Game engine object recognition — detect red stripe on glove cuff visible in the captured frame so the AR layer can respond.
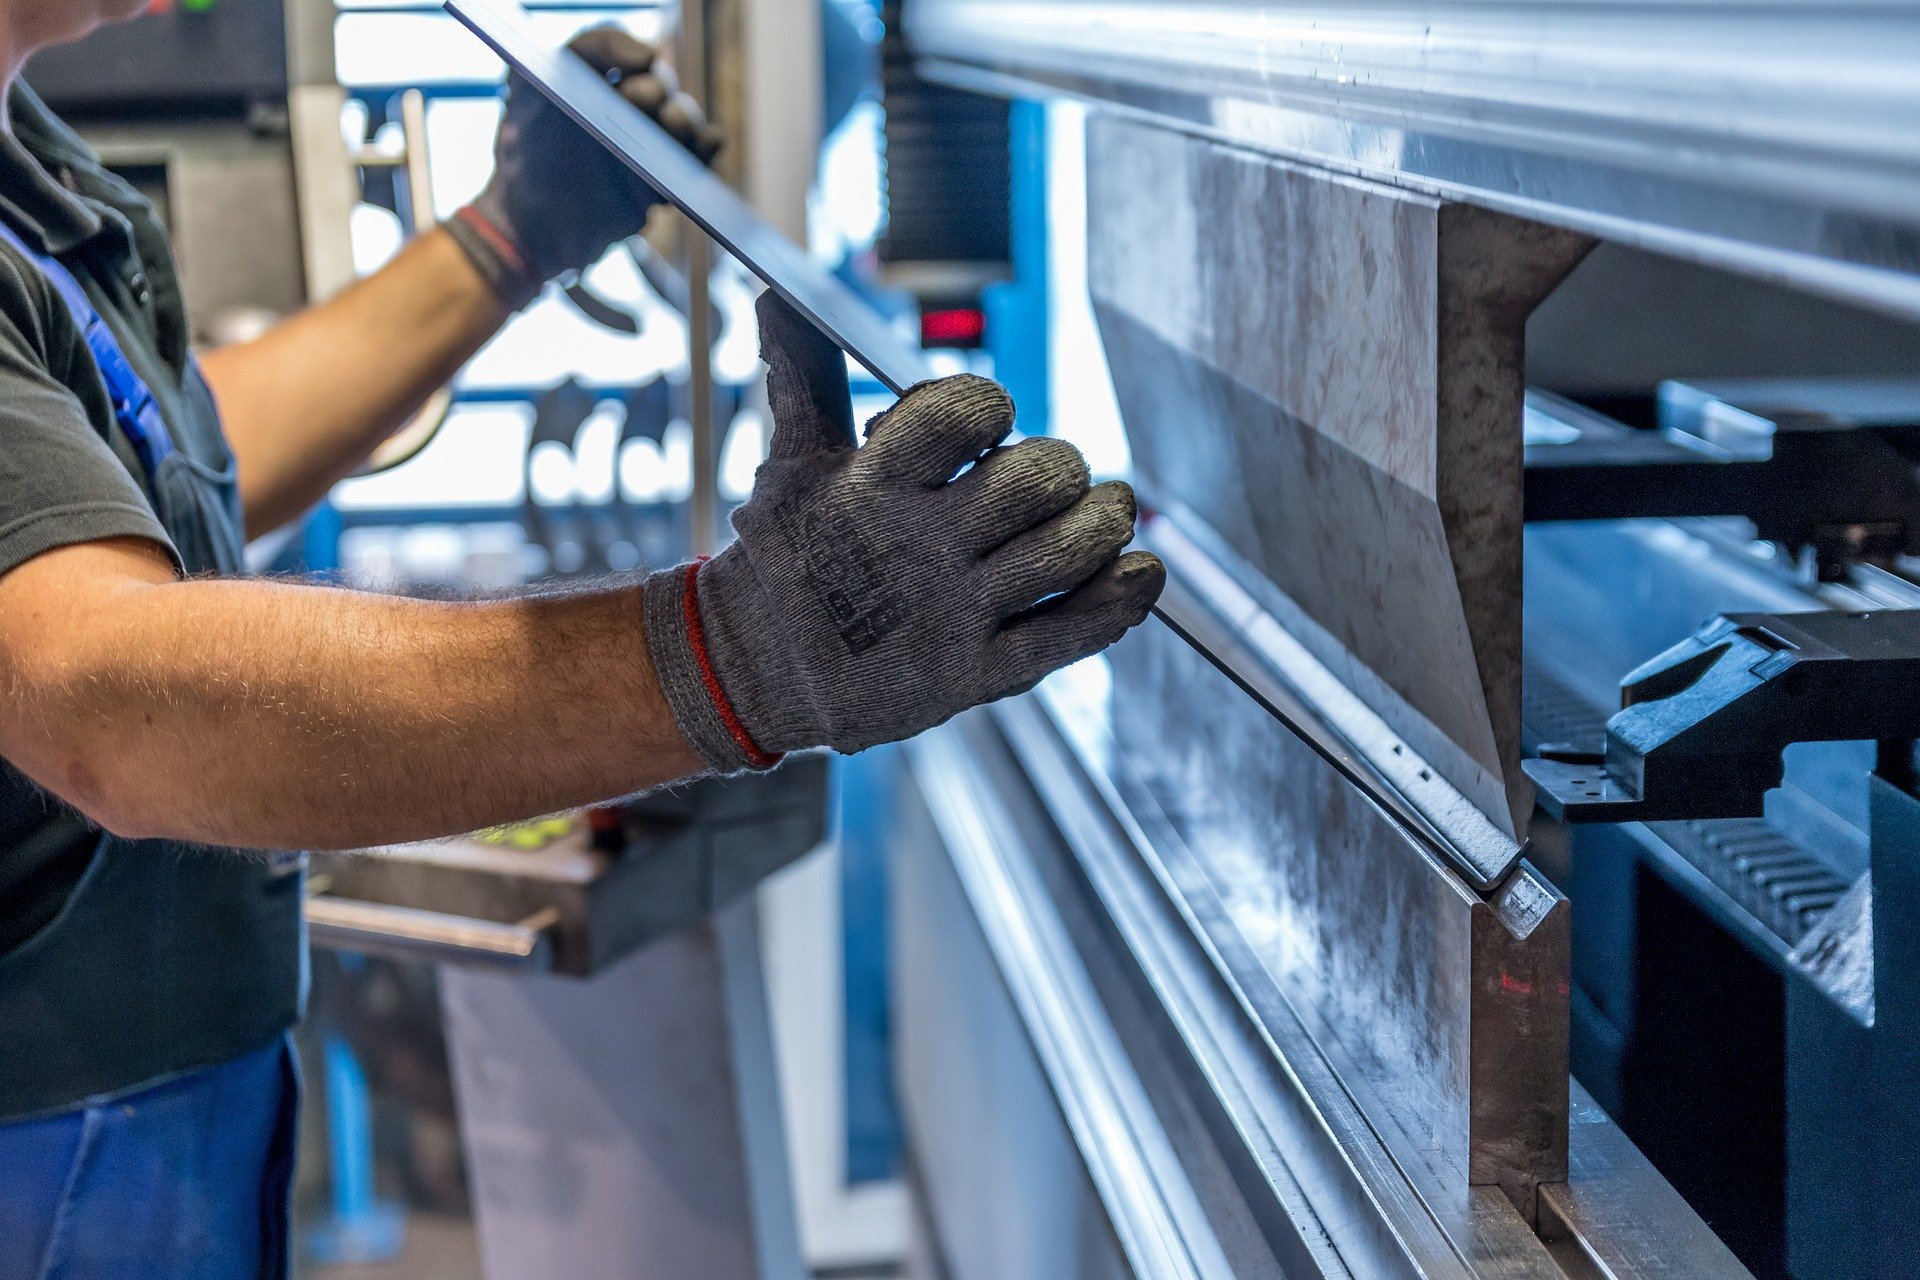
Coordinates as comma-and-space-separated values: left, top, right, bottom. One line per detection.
453, 205, 531, 279
681, 559, 783, 769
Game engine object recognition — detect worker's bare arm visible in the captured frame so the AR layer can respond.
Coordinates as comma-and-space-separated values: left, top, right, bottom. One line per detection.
0, 537, 702, 850
199, 226, 508, 541
201, 26, 718, 543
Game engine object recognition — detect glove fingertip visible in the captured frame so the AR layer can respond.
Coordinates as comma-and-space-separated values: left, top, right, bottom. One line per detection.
859, 373, 1019, 484
1053, 549, 1164, 626
756, 288, 825, 355
570, 24, 657, 74
1112, 549, 1168, 607
619, 74, 671, 114
1091, 478, 1140, 521
917, 372, 1014, 421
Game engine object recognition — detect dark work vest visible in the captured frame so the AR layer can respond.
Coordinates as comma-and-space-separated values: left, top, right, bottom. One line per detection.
0, 215, 305, 1122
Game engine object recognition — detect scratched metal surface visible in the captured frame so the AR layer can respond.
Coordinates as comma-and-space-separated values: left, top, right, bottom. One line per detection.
1085, 115, 1588, 840
1037, 634, 1569, 1220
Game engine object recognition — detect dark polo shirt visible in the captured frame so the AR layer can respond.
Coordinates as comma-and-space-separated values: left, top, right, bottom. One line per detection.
0, 82, 302, 1119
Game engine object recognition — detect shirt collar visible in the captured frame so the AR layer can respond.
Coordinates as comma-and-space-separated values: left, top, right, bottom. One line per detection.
0, 82, 112, 256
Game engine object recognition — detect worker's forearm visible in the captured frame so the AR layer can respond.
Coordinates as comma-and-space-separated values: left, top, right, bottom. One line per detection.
200, 228, 509, 539
9, 565, 701, 850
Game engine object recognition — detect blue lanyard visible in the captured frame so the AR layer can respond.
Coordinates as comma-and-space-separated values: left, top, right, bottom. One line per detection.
0, 217, 173, 479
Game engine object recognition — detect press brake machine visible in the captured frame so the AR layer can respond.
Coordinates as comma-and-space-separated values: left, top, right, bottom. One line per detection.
448, 2, 1920, 1276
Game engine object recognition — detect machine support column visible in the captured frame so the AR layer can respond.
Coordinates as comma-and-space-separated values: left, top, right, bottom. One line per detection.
440, 897, 805, 1280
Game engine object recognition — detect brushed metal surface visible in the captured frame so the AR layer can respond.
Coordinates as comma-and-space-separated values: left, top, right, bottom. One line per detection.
1538, 1086, 1755, 1280
1088, 115, 1588, 836
904, 0, 1920, 321
986, 691, 1507, 1278
1144, 511, 1522, 891
1032, 636, 1570, 1219
948, 683, 1730, 1276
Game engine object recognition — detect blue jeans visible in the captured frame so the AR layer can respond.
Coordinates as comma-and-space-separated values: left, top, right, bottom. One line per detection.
0, 1037, 297, 1280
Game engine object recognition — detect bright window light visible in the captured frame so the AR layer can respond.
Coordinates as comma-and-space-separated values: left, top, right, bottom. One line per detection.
527, 441, 576, 506
334, 404, 533, 509
457, 249, 691, 391
657, 419, 694, 503
719, 409, 767, 501
349, 202, 405, 276
334, 10, 662, 87
1043, 102, 1130, 479
809, 98, 885, 261
571, 403, 625, 503
619, 438, 667, 504
709, 258, 764, 385
424, 98, 501, 218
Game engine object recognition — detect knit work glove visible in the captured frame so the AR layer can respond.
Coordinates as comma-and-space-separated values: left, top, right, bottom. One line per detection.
643, 293, 1166, 772
446, 25, 723, 309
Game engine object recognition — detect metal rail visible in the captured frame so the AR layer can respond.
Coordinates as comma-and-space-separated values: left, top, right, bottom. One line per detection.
904, 0, 1920, 324
443, 0, 1519, 890
909, 725, 1239, 1280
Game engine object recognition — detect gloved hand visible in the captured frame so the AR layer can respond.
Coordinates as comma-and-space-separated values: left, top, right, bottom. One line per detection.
643, 293, 1166, 772
447, 25, 723, 309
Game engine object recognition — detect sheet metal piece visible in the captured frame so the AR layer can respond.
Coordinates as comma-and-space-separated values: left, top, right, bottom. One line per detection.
444, 0, 1525, 884
446, 0, 932, 396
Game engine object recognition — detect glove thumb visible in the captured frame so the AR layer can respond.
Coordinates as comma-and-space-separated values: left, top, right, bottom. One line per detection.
758, 290, 855, 459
